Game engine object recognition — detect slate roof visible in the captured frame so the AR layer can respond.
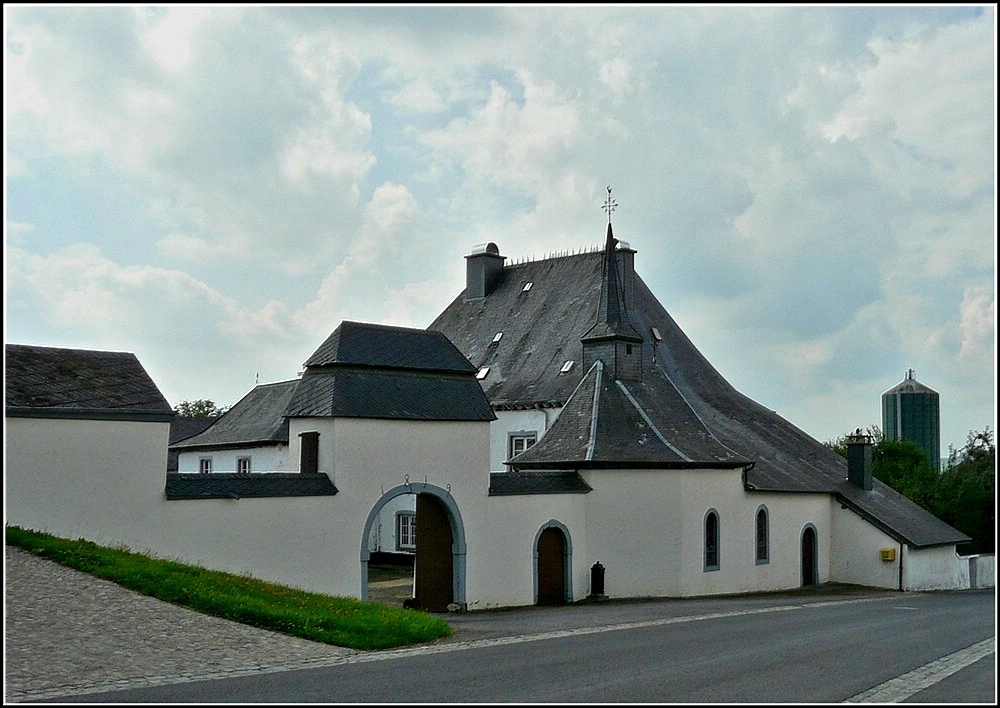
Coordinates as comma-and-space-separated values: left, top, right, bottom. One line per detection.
510, 359, 750, 469
165, 473, 337, 500
167, 416, 219, 471
170, 380, 295, 451
286, 321, 495, 421
429, 238, 969, 548
5, 344, 173, 421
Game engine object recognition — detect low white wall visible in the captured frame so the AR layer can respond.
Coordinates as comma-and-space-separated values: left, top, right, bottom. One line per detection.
904, 545, 969, 591
962, 553, 995, 589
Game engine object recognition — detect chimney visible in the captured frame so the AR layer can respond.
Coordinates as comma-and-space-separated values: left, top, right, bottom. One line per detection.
615, 240, 636, 313
846, 428, 873, 491
465, 242, 506, 301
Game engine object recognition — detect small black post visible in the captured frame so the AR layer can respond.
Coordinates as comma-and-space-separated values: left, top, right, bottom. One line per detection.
588, 561, 607, 601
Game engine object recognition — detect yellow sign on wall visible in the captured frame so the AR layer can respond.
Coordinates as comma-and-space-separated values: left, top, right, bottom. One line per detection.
879, 548, 896, 562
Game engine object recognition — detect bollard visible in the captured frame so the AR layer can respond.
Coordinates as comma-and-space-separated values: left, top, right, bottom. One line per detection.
588, 561, 607, 601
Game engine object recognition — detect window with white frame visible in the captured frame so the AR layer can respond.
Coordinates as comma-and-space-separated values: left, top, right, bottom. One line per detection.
199, 457, 212, 475
397, 512, 416, 551
509, 431, 538, 459
237, 457, 251, 475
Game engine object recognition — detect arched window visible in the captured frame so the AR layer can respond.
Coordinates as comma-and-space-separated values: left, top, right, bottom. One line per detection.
704, 509, 720, 571
755, 506, 769, 564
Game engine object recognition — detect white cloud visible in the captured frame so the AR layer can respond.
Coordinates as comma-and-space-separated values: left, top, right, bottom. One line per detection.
5, 5, 994, 449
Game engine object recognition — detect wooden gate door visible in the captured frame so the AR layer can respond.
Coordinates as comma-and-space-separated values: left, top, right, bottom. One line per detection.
414, 493, 454, 612
537, 527, 566, 605
801, 527, 817, 587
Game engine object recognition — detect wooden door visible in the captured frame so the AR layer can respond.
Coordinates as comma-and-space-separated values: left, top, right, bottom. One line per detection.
413, 493, 454, 611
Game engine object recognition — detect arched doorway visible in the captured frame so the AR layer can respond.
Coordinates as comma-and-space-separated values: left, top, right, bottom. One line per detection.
801, 525, 818, 587
534, 521, 572, 605
360, 482, 466, 611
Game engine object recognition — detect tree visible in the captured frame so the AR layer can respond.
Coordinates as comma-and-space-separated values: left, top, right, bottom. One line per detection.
173, 399, 229, 418
826, 426, 996, 555
936, 428, 995, 555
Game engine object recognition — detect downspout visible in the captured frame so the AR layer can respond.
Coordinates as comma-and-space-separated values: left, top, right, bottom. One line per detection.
898, 541, 904, 591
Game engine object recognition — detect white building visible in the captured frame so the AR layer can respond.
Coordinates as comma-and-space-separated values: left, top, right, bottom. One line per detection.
6, 225, 986, 612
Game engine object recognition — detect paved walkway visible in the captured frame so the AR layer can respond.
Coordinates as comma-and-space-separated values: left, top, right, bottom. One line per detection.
4, 546, 360, 702
6, 545, 990, 703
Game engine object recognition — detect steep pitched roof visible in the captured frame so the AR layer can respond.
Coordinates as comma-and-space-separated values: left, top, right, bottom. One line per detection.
286, 321, 495, 421
5, 344, 173, 421
429, 240, 969, 547
304, 320, 477, 372
170, 380, 296, 451
511, 360, 749, 469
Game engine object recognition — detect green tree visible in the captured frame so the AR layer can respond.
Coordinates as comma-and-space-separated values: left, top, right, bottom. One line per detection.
826, 426, 995, 555
173, 399, 228, 417
936, 428, 995, 555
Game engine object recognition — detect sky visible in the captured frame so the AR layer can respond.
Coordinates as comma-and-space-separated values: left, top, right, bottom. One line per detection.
4, 4, 996, 457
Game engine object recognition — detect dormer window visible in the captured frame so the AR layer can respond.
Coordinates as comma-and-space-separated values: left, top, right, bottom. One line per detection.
560, 360, 575, 374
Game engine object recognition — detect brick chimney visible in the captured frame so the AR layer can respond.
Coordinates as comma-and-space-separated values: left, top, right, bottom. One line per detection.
846, 428, 873, 490
465, 242, 506, 301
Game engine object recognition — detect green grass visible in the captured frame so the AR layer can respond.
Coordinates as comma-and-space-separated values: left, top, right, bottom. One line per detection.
5, 526, 451, 651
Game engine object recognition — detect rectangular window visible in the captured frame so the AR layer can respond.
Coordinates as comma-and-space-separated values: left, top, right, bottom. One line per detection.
509, 431, 538, 459
237, 457, 251, 475
199, 458, 212, 475
397, 513, 416, 551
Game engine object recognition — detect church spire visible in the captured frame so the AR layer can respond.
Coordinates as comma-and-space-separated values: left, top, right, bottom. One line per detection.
582, 187, 642, 379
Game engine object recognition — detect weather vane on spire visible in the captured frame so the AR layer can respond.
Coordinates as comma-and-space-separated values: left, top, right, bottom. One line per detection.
602, 185, 618, 225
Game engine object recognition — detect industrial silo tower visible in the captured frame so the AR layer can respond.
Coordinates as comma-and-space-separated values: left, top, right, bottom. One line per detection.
881, 369, 941, 471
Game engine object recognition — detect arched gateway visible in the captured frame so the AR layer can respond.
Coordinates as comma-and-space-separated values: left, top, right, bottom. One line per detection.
360, 483, 467, 611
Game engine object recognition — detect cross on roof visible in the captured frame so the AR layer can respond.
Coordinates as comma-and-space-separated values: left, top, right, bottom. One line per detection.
602, 185, 618, 225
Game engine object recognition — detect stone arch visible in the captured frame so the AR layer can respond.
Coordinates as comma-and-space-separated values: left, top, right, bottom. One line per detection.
533, 519, 573, 605
360, 482, 467, 608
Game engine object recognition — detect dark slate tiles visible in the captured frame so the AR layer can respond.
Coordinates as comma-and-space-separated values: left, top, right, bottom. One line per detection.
5, 344, 172, 416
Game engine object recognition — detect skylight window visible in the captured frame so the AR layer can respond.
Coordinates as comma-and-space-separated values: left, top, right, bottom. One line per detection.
477, 367, 490, 380
560, 360, 575, 374
522, 282, 533, 292
492, 332, 503, 343
651, 327, 662, 341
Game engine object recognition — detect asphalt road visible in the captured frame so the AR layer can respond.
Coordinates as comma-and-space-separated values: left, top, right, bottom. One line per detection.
31, 583, 996, 703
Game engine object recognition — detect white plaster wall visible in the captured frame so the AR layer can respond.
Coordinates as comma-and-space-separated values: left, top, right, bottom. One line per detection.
176, 445, 289, 474
675, 477, 833, 597
967, 554, 995, 588
5, 417, 171, 546
904, 545, 970, 591
739, 493, 831, 593
488, 409, 554, 472
829, 498, 902, 589
462, 492, 588, 610
8, 414, 492, 600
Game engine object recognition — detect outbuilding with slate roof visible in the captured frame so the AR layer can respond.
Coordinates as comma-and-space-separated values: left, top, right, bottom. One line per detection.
6, 344, 175, 542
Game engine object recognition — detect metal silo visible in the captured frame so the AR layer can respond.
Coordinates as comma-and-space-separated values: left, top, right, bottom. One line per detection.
881, 369, 941, 471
